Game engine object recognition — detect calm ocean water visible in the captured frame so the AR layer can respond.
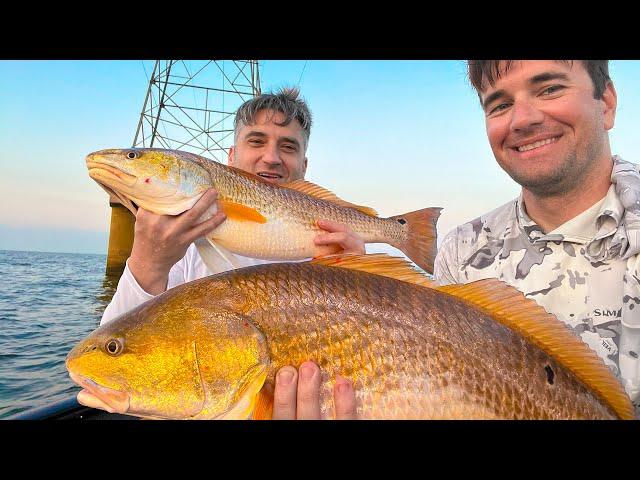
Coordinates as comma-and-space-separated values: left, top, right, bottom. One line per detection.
0, 249, 118, 419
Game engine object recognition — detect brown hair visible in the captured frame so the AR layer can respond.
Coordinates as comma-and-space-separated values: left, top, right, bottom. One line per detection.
467, 60, 611, 99
234, 86, 312, 150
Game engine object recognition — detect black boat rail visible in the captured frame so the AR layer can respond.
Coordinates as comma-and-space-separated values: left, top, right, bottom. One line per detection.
7, 395, 135, 420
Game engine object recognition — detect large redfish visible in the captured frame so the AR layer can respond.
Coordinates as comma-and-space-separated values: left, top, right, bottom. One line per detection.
86, 148, 441, 272
66, 254, 635, 420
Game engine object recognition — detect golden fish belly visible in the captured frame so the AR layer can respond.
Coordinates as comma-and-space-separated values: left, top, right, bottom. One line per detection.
209, 209, 397, 260
225, 264, 617, 420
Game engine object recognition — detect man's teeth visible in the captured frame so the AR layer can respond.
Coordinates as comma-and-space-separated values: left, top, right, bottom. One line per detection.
258, 173, 281, 178
517, 137, 558, 152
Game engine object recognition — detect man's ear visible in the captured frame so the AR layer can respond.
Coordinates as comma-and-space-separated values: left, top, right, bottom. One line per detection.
602, 81, 617, 131
228, 146, 235, 166
302, 157, 308, 178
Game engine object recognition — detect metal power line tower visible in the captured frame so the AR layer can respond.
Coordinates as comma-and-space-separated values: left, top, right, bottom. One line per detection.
106, 60, 261, 276
132, 60, 261, 162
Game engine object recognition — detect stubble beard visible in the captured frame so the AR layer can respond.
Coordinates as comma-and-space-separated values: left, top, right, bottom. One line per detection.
503, 139, 604, 199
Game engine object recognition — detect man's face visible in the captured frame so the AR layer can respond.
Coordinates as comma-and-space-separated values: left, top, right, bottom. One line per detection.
228, 109, 308, 184
480, 60, 616, 196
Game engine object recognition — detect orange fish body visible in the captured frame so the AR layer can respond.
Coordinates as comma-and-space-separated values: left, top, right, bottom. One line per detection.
66, 255, 635, 420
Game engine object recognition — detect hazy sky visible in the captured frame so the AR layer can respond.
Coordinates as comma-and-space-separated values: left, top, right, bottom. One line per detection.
2, 60, 640, 254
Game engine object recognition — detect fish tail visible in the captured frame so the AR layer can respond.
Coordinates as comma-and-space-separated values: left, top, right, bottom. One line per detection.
389, 207, 442, 274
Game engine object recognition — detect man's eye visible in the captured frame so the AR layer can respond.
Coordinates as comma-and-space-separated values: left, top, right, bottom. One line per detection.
248, 139, 263, 145
541, 85, 565, 96
282, 145, 296, 152
488, 103, 510, 115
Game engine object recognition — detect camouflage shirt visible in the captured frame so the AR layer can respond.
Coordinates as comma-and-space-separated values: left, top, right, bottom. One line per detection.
434, 156, 640, 413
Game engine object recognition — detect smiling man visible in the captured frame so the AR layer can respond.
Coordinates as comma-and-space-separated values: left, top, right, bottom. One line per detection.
102, 87, 365, 319
434, 60, 640, 414
88, 88, 359, 419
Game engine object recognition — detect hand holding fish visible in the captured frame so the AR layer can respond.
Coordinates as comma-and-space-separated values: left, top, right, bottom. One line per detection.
314, 219, 366, 256
128, 188, 226, 294
272, 362, 358, 420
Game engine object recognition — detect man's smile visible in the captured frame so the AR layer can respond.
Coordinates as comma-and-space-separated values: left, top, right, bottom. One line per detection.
256, 171, 284, 182
515, 136, 561, 152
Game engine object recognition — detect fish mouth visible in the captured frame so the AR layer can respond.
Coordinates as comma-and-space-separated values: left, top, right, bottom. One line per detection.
87, 162, 139, 215
69, 372, 130, 415
87, 162, 138, 187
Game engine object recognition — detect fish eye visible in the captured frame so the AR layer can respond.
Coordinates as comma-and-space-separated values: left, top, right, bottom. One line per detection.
544, 365, 555, 385
105, 339, 123, 356
397, 218, 407, 225
127, 151, 138, 160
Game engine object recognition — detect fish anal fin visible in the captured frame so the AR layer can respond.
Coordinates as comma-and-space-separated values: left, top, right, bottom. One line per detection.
437, 279, 635, 420
283, 179, 378, 217
220, 200, 267, 224
310, 253, 435, 289
195, 237, 242, 271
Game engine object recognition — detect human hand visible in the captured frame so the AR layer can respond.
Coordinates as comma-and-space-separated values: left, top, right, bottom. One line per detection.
128, 188, 226, 294
272, 361, 358, 420
314, 219, 366, 257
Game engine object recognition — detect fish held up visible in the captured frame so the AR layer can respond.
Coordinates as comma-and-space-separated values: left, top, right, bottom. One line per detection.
86, 148, 441, 273
66, 254, 635, 420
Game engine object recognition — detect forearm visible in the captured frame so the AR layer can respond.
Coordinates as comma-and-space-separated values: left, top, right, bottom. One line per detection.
127, 255, 171, 295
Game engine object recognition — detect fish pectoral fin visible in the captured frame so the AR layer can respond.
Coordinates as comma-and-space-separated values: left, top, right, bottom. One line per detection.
219, 200, 267, 223
282, 179, 378, 217
311, 253, 435, 288
436, 279, 636, 420
194, 237, 243, 272
219, 365, 268, 420
252, 382, 274, 420
194, 238, 228, 272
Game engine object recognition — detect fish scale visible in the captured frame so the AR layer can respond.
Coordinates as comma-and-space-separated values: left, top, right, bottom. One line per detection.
222, 264, 615, 419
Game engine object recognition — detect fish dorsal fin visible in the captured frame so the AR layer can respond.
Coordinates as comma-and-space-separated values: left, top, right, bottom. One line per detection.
283, 179, 378, 217
437, 279, 635, 420
311, 253, 435, 289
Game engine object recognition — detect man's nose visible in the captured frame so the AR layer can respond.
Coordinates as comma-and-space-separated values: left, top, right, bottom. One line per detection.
509, 99, 545, 132
261, 144, 282, 165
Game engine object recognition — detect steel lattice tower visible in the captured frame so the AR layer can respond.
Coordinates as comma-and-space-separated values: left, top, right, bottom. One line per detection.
106, 60, 261, 276
132, 60, 261, 162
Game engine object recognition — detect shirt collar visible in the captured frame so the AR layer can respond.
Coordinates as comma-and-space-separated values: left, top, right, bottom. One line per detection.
516, 165, 624, 246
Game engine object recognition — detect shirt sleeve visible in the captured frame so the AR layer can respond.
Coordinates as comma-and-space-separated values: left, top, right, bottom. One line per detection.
100, 260, 157, 326
433, 228, 460, 286
99, 244, 218, 326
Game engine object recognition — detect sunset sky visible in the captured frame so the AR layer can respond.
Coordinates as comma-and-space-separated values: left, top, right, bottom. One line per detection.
2, 60, 639, 254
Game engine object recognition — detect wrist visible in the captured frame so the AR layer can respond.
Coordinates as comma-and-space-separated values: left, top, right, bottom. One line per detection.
128, 255, 171, 295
